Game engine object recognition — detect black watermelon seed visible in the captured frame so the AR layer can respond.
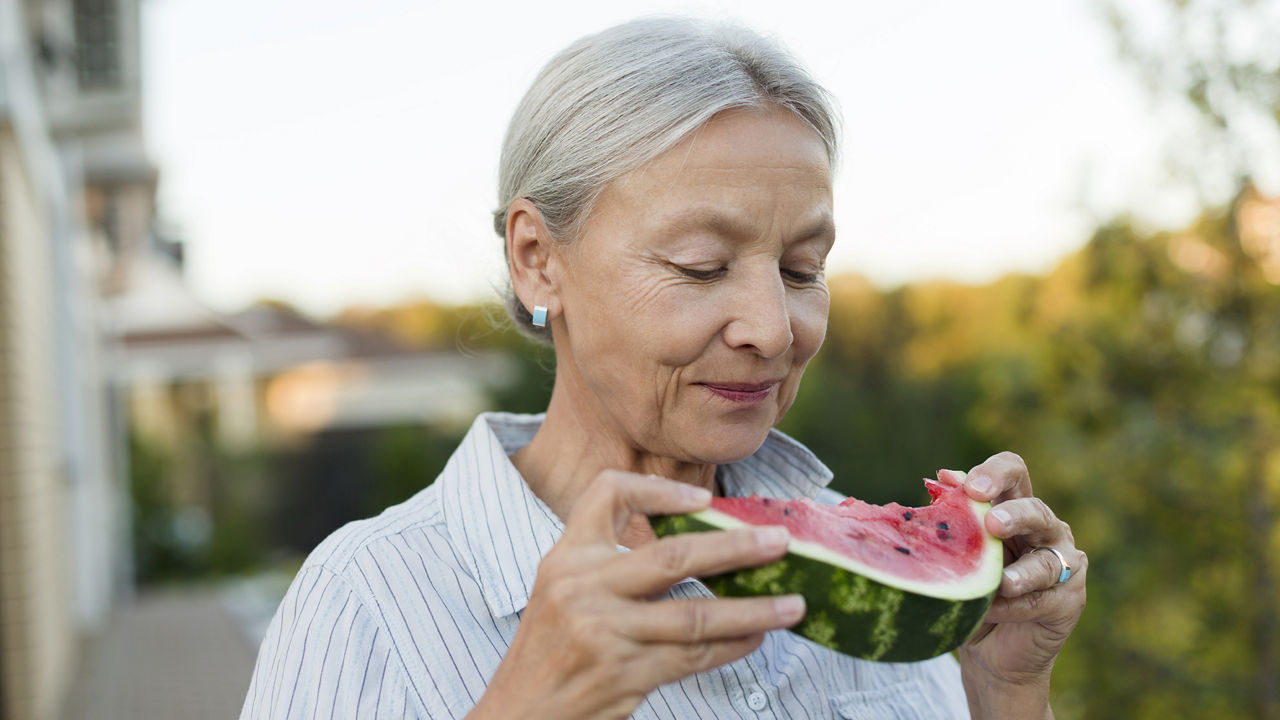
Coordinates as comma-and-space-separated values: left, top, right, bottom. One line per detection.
938, 522, 949, 531
895, 546, 910, 555
783, 508, 792, 516
902, 511, 913, 520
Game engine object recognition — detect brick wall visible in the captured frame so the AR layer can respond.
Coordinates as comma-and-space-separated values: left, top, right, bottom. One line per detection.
0, 126, 75, 720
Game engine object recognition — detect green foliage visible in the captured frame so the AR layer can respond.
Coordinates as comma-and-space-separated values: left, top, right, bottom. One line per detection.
1004, 206, 1279, 720
368, 424, 459, 513
128, 430, 271, 583
204, 446, 271, 577
128, 431, 201, 582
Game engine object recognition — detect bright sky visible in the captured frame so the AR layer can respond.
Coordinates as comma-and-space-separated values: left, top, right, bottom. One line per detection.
142, 0, 1201, 316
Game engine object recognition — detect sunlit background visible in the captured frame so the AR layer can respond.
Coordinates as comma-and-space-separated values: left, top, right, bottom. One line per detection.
1, 0, 1278, 718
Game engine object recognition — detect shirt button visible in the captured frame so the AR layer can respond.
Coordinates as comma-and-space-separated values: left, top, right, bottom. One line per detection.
747, 689, 768, 711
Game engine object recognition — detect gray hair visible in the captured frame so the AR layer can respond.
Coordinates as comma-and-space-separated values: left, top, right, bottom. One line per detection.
494, 16, 841, 341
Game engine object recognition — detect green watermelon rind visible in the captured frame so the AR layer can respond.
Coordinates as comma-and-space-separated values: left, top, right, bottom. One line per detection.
650, 497, 1002, 662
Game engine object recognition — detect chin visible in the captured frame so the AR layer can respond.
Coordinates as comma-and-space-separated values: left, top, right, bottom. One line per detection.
683, 421, 774, 465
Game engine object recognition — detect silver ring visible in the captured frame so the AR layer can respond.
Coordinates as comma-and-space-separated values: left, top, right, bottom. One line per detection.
1028, 546, 1072, 584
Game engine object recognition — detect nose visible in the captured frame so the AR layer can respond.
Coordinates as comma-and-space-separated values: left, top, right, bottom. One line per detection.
722, 269, 793, 358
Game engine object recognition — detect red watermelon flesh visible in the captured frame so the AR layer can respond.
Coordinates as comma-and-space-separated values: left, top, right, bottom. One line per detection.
709, 469, 984, 584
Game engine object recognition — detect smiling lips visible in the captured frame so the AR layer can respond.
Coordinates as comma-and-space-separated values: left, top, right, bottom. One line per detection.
699, 380, 782, 404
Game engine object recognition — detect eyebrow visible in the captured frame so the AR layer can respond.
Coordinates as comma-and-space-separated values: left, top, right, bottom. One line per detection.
661, 209, 836, 246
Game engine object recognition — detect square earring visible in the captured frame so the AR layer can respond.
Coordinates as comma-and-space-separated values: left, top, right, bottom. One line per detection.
532, 305, 548, 328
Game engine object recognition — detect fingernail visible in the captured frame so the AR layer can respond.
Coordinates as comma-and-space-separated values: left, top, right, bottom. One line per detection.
683, 486, 711, 505
774, 595, 805, 620
990, 507, 1012, 529
756, 526, 790, 550
1003, 568, 1021, 592
970, 475, 996, 496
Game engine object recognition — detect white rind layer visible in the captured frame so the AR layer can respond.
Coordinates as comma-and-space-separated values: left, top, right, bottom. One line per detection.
687, 497, 1003, 601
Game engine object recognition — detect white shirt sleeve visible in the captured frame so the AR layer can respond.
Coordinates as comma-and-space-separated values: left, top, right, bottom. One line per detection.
240, 565, 421, 719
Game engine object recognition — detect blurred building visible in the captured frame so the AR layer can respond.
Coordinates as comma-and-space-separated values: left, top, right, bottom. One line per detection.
110, 293, 512, 512
0, 0, 150, 718
2, 2, 514, 716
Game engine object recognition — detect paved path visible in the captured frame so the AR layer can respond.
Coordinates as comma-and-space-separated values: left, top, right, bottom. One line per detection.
60, 586, 259, 720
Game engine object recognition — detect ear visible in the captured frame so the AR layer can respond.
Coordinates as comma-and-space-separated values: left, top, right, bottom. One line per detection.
505, 198, 563, 321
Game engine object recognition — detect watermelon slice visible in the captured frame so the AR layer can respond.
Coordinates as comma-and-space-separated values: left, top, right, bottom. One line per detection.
651, 469, 1003, 662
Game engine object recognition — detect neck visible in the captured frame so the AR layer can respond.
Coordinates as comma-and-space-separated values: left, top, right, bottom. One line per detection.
509, 366, 717, 547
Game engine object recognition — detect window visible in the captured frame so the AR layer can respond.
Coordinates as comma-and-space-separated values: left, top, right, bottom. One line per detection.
73, 0, 121, 90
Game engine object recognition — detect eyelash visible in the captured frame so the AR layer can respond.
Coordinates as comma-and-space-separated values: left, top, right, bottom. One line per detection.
676, 266, 724, 281
675, 265, 821, 285
784, 269, 821, 284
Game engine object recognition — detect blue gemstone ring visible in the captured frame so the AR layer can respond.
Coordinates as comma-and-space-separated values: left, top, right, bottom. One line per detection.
1030, 546, 1072, 584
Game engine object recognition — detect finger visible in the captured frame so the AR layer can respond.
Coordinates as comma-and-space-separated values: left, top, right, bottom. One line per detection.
1000, 547, 1088, 597
602, 527, 790, 597
965, 451, 1031, 502
984, 592, 1061, 626
622, 595, 805, 643
984, 569, 1087, 627
984, 497, 1068, 545
641, 634, 767, 688
565, 471, 711, 545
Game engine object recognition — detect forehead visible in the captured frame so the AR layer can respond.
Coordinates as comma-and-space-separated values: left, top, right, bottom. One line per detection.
593, 106, 833, 234
636, 106, 830, 189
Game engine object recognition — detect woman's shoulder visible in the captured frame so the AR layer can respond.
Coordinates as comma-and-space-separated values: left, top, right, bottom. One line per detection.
242, 485, 473, 718
247, 473, 515, 719
302, 482, 451, 583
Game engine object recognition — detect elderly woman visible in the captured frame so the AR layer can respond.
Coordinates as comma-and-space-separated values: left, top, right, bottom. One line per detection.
241, 17, 1086, 720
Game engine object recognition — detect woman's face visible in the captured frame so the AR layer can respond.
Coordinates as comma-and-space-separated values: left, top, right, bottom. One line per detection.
550, 105, 834, 464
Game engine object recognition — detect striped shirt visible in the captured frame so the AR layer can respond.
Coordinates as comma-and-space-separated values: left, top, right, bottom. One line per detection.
240, 412, 971, 719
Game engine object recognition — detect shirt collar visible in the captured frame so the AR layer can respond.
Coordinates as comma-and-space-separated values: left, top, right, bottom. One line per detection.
439, 412, 833, 618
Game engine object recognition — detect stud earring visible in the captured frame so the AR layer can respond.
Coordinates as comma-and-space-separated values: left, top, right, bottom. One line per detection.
531, 305, 548, 328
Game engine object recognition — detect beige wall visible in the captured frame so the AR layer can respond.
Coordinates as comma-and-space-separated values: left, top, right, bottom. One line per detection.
0, 127, 76, 720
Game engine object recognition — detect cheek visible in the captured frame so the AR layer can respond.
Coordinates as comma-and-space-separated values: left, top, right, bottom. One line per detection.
570, 268, 715, 374
790, 290, 830, 362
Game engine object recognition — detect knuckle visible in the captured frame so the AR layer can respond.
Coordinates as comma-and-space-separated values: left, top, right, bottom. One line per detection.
1061, 521, 1077, 546
595, 470, 623, 495
1023, 588, 1049, 613
542, 576, 583, 609
655, 538, 694, 577
683, 641, 717, 671
564, 608, 606, 641
682, 603, 710, 642
1000, 450, 1027, 469
1032, 498, 1057, 526
1036, 553, 1059, 580
536, 551, 567, 580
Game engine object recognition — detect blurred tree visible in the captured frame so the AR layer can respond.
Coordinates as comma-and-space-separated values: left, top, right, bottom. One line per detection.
129, 431, 198, 582
368, 424, 458, 513
974, 207, 1278, 718
1098, 3, 1280, 715
205, 444, 270, 576
1101, 0, 1280, 204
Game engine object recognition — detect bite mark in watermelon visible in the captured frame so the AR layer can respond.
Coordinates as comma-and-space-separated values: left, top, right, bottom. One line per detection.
651, 469, 1003, 662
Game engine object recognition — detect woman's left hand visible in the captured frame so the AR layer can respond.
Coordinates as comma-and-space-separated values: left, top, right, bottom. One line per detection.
957, 452, 1087, 719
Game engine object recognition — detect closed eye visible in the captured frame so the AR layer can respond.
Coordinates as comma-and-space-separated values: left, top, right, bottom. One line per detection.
674, 265, 726, 281
783, 268, 821, 284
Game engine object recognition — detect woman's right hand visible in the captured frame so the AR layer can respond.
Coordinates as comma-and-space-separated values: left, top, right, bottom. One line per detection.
468, 470, 805, 720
